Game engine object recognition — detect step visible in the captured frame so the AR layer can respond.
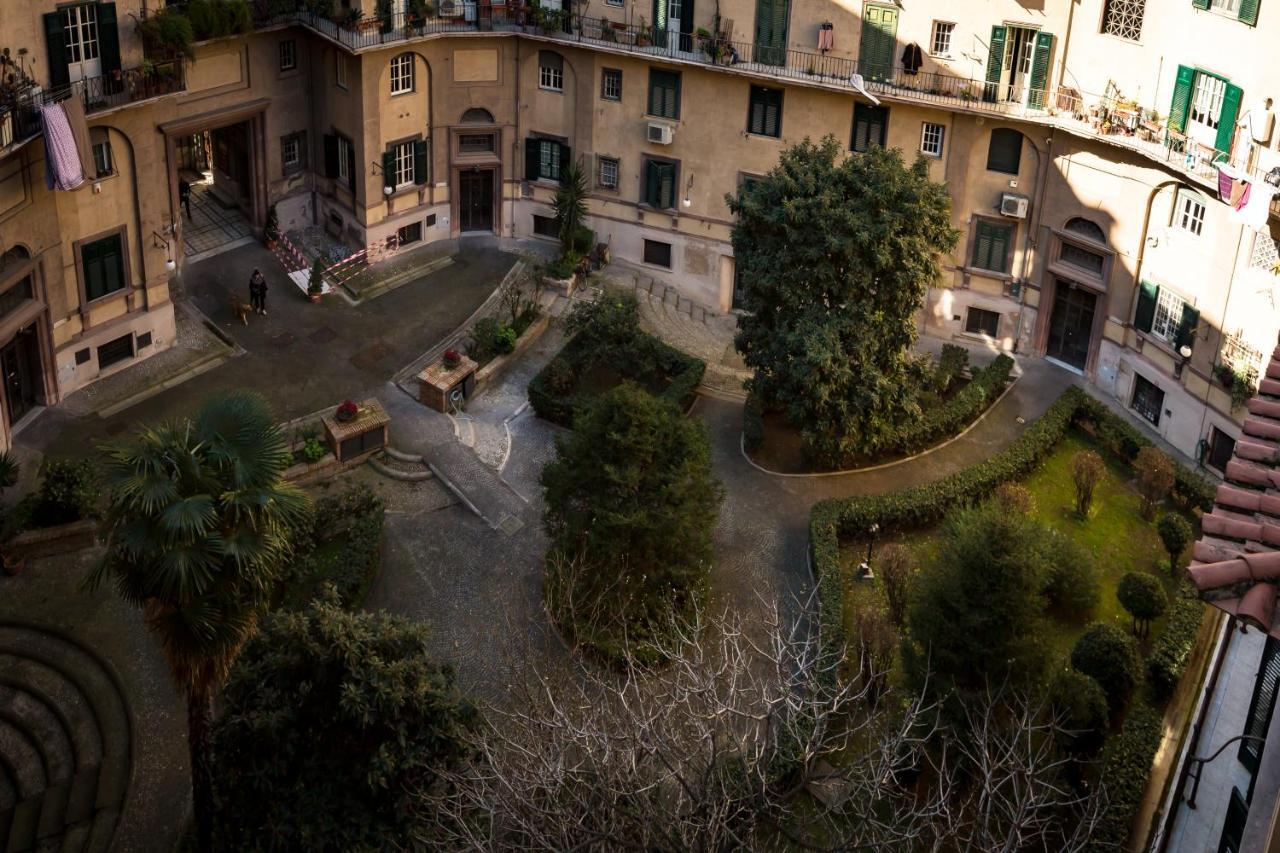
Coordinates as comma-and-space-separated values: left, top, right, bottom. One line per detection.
0, 660, 103, 772
5, 795, 42, 853
62, 770, 97, 828
368, 454, 433, 482
0, 720, 44, 800
34, 782, 70, 844
0, 762, 14, 812
382, 445, 425, 464
80, 808, 117, 853
0, 688, 74, 787
56, 822, 89, 853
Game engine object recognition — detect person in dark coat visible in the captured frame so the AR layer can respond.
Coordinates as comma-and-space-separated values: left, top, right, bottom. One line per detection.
249, 268, 268, 316
178, 178, 192, 220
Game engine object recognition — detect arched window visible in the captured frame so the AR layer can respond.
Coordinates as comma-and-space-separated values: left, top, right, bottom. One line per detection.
460, 107, 495, 124
1064, 217, 1107, 244
0, 245, 30, 273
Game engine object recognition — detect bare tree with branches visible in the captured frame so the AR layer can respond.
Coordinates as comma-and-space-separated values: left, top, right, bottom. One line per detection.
415, 600, 1103, 852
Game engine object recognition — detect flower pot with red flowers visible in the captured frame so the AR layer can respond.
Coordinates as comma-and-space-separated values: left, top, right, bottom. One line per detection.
335, 399, 360, 423
443, 348, 462, 369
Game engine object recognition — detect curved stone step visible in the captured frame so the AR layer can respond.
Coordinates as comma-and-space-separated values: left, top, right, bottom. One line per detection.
368, 454, 434, 482
383, 445, 425, 464
0, 687, 74, 787
57, 821, 90, 853
82, 808, 118, 853
0, 719, 45, 800
0, 659, 103, 772
0, 759, 15, 811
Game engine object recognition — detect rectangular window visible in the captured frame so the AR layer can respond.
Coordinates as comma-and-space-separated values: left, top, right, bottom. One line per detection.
1240, 635, 1280, 773
1191, 73, 1226, 130
397, 221, 422, 246
390, 54, 414, 94
1151, 287, 1189, 342
987, 128, 1023, 174
0, 277, 35, 323
965, 307, 1000, 337
747, 86, 783, 138
920, 122, 945, 157
970, 219, 1014, 273
1131, 374, 1164, 425
598, 156, 619, 189
851, 104, 888, 152
336, 54, 348, 89
92, 140, 112, 176
391, 140, 415, 188
539, 51, 564, 92
532, 214, 558, 238
605, 0, 623, 5
1101, 0, 1145, 40
1211, 0, 1241, 12
537, 139, 563, 182
459, 133, 496, 155
62, 4, 100, 68
81, 232, 126, 302
643, 158, 677, 209
279, 39, 297, 72
337, 136, 353, 184
1175, 190, 1206, 236
601, 68, 622, 101
96, 333, 134, 370
643, 239, 673, 268
1059, 241, 1105, 276
1252, 233, 1280, 271
1207, 426, 1237, 472
931, 21, 954, 56
281, 132, 306, 175
648, 69, 681, 119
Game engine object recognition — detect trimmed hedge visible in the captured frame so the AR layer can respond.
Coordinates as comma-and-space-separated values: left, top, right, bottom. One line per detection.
1147, 581, 1209, 698
809, 384, 1210, 667
280, 485, 385, 611
888, 354, 1014, 455
1090, 702, 1164, 851
528, 331, 705, 427
933, 343, 969, 394
743, 390, 765, 454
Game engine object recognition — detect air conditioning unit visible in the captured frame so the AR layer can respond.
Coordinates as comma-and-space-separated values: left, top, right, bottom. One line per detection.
439, 0, 464, 15
647, 122, 674, 145
1000, 193, 1029, 219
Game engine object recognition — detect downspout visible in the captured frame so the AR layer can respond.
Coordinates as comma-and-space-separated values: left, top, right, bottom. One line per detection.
511, 38, 521, 239
1014, 130, 1052, 353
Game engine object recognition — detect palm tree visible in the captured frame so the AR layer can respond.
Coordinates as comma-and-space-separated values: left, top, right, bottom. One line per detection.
85, 391, 308, 853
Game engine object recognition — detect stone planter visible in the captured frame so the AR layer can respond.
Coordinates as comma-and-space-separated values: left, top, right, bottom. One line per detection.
543, 272, 577, 296
8, 518, 99, 561
419, 354, 478, 412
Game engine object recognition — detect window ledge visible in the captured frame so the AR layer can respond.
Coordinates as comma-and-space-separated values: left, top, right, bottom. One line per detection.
961, 266, 1014, 283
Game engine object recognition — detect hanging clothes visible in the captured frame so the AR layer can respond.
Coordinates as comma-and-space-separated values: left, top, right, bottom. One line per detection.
59, 95, 96, 183
1230, 181, 1278, 230
901, 43, 923, 75
1217, 163, 1239, 202
817, 22, 834, 52
40, 103, 85, 191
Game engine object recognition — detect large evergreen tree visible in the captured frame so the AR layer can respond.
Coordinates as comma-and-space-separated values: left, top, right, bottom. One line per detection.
541, 382, 723, 661
729, 137, 959, 464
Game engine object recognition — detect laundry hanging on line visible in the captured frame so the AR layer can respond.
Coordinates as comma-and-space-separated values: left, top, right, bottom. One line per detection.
901, 43, 923, 75
40, 99, 92, 192
817, 23, 834, 52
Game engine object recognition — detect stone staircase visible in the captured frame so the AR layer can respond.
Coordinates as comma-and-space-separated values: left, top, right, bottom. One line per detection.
367, 446, 435, 482
0, 624, 131, 853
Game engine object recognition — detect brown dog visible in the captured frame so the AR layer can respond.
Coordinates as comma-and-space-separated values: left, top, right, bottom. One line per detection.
230, 293, 251, 326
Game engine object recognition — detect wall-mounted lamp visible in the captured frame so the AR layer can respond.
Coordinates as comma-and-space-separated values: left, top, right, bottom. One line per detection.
682, 172, 694, 208
152, 229, 176, 272
1174, 343, 1193, 379
371, 161, 394, 196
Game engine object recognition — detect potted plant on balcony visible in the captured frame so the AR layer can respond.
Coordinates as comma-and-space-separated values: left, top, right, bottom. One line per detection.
263, 203, 280, 251
308, 256, 326, 303
637, 17, 652, 46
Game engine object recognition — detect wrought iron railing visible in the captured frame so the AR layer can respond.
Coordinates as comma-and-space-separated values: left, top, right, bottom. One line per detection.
0, 59, 185, 153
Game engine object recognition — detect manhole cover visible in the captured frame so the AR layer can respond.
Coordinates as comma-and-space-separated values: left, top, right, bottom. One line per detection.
498, 515, 524, 536
350, 342, 392, 370
309, 326, 338, 344
269, 332, 296, 349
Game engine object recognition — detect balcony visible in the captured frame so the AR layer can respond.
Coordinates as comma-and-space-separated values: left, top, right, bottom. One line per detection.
0, 60, 185, 157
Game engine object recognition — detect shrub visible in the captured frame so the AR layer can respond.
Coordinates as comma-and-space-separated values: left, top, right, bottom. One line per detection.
565, 289, 641, 355
29, 458, 98, 527
852, 605, 895, 701
1158, 513, 1194, 578
1071, 622, 1142, 710
1148, 582, 1207, 697
886, 354, 1014, 456
494, 325, 518, 354
301, 438, 326, 463
993, 482, 1036, 517
933, 344, 969, 394
308, 256, 326, 295
877, 543, 914, 627
1090, 703, 1163, 850
1047, 668, 1108, 754
1117, 572, 1168, 637
0, 451, 20, 495
280, 485, 384, 611
137, 7, 196, 59
1135, 446, 1175, 520
743, 390, 765, 454
1041, 531, 1099, 619
1070, 450, 1104, 519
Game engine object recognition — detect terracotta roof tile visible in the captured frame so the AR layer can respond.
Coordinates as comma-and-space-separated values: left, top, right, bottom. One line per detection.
1188, 333, 1280, 638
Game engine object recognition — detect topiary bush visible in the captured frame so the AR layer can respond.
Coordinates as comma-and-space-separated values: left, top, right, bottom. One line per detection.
1048, 668, 1109, 754
1117, 572, 1168, 637
1071, 622, 1142, 710
1135, 446, 1175, 521
1070, 449, 1104, 519
993, 481, 1037, 517
932, 344, 969, 394
1158, 513, 1194, 578
1041, 530, 1099, 619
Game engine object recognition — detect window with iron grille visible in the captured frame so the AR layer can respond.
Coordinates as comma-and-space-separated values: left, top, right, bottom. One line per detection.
390, 54, 414, 94
930, 21, 954, 56
1252, 233, 1280, 271
598, 156, 619, 189
1101, 0, 1144, 40
279, 39, 297, 71
601, 68, 622, 100
459, 133, 496, 154
965, 307, 1000, 337
398, 221, 422, 245
748, 86, 783, 137
533, 215, 558, 238
920, 122, 945, 157
1221, 328, 1264, 376
539, 51, 564, 92
1131, 374, 1164, 425
643, 239, 673, 268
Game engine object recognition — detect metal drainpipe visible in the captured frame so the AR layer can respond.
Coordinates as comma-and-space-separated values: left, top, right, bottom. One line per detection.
511, 39, 521, 239
1014, 129, 1053, 353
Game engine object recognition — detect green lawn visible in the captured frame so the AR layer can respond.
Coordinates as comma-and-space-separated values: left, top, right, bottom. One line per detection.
840, 430, 1197, 673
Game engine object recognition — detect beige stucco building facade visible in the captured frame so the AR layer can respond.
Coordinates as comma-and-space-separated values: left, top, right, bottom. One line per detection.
1, 0, 1277, 477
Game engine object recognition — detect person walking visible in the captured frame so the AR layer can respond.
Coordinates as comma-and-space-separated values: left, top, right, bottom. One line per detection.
249, 268, 268, 316
178, 178, 192, 221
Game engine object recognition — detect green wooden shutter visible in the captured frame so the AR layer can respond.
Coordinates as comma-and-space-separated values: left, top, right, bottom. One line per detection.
660, 162, 676, 208
680, 0, 695, 39
413, 139, 428, 185
1134, 281, 1159, 333
1216, 83, 1243, 157
972, 221, 993, 269
1192, 0, 1210, 9
1176, 303, 1200, 350
990, 224, 1009, 272
754, 0, 788, 67
649, 71, 680, 118
43, 12, 69, 90
382, 150, 396, 189
1168, 65, 1195, 133
558, 144, 571, 182
644, 160, 658, 206
324, 134, 339, 178
347, 143, 356, 193
97, 3, 121, 77
1028, 32, 1053, 110
525, 138, 540, 181
983, 26, 1006, 103
859, 5, 898, 82
1238, 0, 1259, 25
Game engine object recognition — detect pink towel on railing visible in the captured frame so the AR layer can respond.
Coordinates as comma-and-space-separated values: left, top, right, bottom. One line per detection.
40, 103, 85, 191
817, 26, 834, 51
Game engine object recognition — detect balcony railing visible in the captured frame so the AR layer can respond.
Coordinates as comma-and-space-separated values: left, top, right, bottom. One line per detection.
0, 60, 185, 153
